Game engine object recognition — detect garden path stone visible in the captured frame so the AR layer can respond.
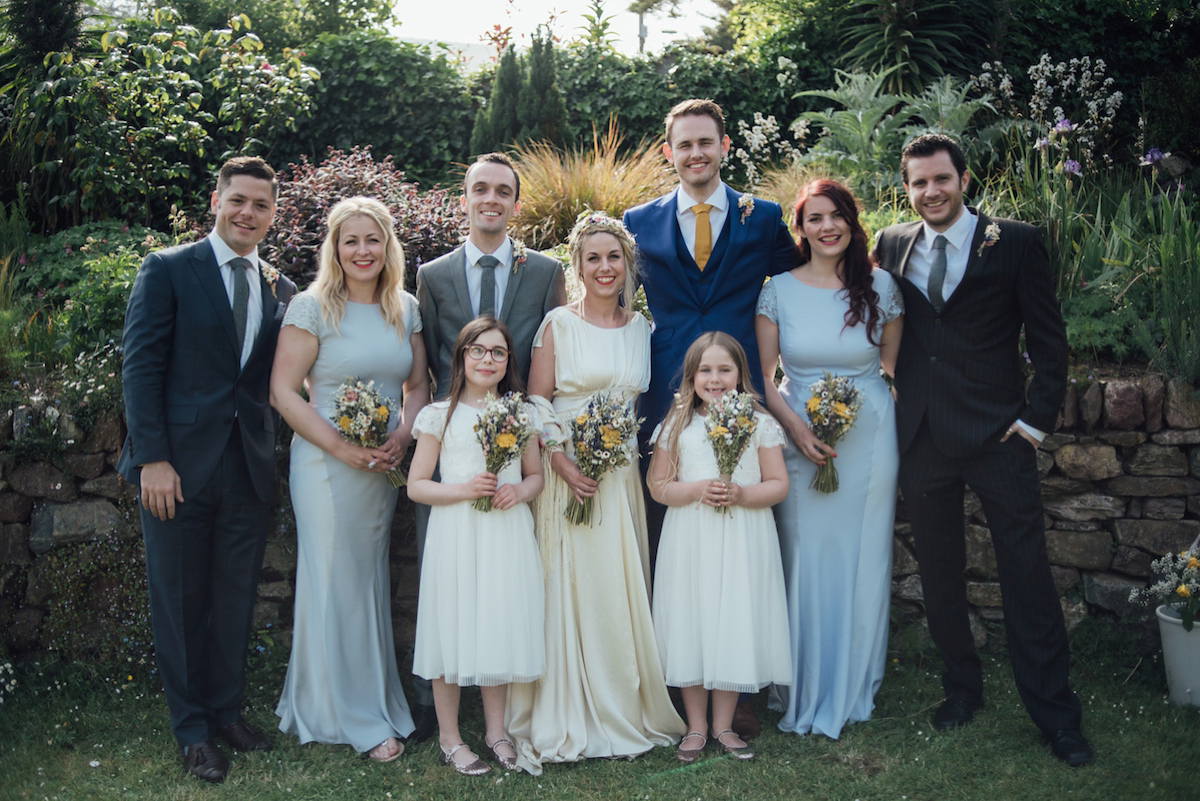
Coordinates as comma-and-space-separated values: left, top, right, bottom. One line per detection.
29, 499, 126, 554
1098, 431, 1145, 447
1053, 443, 1122, 480
63, 453, 106, 479
0, 523, 30, 565
1103, 378, 1144, 429
1165, 378, 1200, 428
10, 463, 76, 502
1142, 373, 1165, 432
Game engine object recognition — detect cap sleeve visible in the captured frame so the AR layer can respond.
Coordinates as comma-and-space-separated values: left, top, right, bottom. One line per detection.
413, 403, 448, 441
872, 268, 904, 324
404, 291, 423, 335
755, 278, 779, 324
282, 292, 321, 336
755, 413, 787, 450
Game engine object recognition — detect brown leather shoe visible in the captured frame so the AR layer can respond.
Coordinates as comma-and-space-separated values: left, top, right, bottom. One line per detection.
217, 718, 273, 752
731, 701, 761, 741
183, 740, 229, 783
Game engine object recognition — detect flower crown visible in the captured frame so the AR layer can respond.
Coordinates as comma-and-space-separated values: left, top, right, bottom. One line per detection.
568, 210, 634, 245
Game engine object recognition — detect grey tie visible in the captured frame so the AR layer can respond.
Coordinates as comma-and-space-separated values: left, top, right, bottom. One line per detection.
477, 255, 499, 316
230, 257, 251, 355
928, 234, 948, 313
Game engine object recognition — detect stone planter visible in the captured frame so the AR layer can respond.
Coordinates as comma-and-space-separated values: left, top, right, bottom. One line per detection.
1157, 604, 1200, 707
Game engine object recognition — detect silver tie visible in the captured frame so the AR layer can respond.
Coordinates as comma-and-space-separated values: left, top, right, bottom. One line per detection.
928, 234, 948, 314
477, 255, 499, 316
230, 257, 251, 355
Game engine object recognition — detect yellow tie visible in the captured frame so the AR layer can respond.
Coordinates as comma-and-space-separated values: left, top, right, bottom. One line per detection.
691, 203, 714, 270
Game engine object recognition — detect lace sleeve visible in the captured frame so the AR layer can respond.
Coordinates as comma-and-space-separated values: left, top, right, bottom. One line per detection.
755, 278, 778, 324
282, 292, 321, 336
756, 413, 787, 450
874, 268, 904, 324
413, 403, 447, 441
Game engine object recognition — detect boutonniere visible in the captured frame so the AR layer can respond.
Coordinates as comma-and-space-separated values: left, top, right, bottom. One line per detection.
977, 222, 1001, 257
511, 239, 528, 275
738, 194, 755, 225
260, 263, 281, 297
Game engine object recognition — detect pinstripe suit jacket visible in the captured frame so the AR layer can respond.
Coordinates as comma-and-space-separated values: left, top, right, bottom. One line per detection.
874, 209, 1067, 459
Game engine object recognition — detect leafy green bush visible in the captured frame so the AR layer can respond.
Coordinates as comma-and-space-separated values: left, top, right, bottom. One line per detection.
8, 9, 319, 231
285, 30, 472, 188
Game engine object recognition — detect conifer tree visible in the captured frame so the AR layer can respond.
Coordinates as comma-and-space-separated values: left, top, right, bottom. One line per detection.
517, 27, 566, 145
469, 45, 522, 154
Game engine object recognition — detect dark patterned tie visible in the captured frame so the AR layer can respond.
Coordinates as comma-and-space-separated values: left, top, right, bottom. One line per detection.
230, 257, 251, 355
477, 255, 499, 316
928, 235, 948, 313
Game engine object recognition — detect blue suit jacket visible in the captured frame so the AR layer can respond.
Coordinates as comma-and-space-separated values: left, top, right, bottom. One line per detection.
624, 185, 795, 435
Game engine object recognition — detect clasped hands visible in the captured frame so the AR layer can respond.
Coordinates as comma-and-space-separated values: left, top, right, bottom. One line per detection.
463, 471, 524, 510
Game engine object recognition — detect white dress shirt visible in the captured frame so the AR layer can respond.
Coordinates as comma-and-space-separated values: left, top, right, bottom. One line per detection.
208, 231, 263, 368
463, 237, 514, 317
903, 207, 977, 305
674, 184, 729, 263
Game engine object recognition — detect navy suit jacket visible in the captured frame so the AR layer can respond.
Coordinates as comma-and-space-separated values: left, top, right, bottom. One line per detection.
624, 185, 795, 435
118, 238, 296, 503
873, 209, 1067, 458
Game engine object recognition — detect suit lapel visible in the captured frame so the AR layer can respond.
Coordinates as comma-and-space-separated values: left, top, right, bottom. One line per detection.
894, 222, 922, 280
249, 264, 279, 354
446, 245, 475, 322
190, 241, 241, 357
498, 237, 521, 324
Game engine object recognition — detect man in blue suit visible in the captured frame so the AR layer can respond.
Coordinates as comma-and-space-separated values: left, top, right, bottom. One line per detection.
623, 98, 795, 738
119, 157, 296, 782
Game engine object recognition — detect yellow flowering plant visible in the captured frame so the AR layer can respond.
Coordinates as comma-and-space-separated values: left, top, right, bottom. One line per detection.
704, 391, 758, 515
804, 371, 862, 493
566, 391, 641, 526
330, 377, 405, 488
1129, 533, 1200, 630
472, 391, 535, 512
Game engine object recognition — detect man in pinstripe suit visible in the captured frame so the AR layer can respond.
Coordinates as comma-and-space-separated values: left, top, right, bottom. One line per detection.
873, 134, 1092, 766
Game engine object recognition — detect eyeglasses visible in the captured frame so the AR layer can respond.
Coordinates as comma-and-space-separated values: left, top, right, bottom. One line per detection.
465, 344, 509, 362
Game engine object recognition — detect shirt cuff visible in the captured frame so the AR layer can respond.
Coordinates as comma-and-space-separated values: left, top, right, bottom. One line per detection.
1015, 419, 1046, 443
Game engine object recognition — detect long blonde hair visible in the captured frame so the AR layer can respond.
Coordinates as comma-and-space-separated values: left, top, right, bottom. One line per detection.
310, 196, 406, 333
652, 331, 768, 482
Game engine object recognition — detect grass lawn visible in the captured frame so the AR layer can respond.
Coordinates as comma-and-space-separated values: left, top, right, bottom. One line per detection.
0, 616, 1195, 801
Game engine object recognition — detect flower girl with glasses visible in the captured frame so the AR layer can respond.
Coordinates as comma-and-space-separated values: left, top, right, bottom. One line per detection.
647, 331, 793, 762
407, 317, 545, 776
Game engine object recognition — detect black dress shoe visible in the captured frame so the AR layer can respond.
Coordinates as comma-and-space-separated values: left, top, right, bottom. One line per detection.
1045, 729, 1094, 767
217, 718, 273, 752
409, 703, 437, 744
731, 701, 761, 741
931, 697, 982, 731
183, 741, 229, 783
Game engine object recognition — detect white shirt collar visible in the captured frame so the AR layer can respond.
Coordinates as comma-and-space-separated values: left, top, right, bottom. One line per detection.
675, 183, 728, 215
921, 206, 976, 250
207, 231, 260, 270
464, 237, 514, 268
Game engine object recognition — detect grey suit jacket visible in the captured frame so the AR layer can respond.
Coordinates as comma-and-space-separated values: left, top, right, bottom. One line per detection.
416, 240, 566, 399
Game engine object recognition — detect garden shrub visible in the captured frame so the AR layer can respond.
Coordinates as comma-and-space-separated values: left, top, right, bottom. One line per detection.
286, 29, 473, 188
7, 8, 319, 232
258, 147, 466, 289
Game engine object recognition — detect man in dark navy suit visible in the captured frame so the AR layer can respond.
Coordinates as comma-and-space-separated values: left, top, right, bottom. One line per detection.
119, 156, 297, 782
624, 98, 795, 738
873, 134, 1092, 767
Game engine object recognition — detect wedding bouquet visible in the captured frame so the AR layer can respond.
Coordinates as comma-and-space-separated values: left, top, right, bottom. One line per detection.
566, 392, 641, 526
804, 372, 862, 493
704, 391, 758, 515
472, 391, 535, 511
331, 377, 405, 488
1129, 533, 1200, 630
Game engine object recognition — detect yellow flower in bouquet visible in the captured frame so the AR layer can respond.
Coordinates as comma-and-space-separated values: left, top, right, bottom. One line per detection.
704, 392, 758, 515
566, 392, 641, 526
473, 392, 535, 512
804, 371, 862, 493
330, 377, 405, 488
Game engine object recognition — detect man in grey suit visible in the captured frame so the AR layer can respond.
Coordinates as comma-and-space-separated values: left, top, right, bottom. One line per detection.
411, 151, 565, 739
873, 134, 1090, 766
